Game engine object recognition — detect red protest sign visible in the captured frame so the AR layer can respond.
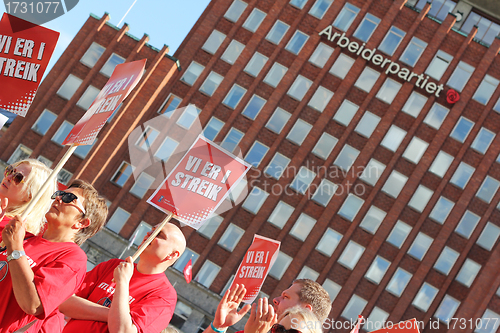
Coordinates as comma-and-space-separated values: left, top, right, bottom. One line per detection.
63, 59, 146, 146
0, 13, 59, 116
370, 319, 420, 333
147, 135, 251, 228
231, 235, 280, 304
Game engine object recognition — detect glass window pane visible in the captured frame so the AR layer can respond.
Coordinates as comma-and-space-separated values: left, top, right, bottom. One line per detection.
402, 91, 427, 117
297, 266, 319, 281
382, 171, 408, 198
266, 20, 289, 44
203, 117, 224, 141
365, 307, 389, 332
286, 119, 312, 145
386, 268, 412, 297
424, 102, 449, 129
456, 259, 481, 287
381, 125, 406, 152
413, 283, 438, 312
57, 74, 82, 100
338, 241, 365, 270
242, 95, 266, 120
264, 63, 288, 87
353, 13, 381, 42
111, 161, 133, 187
8, 145, 32, 165
77, 85, 100, 110
80, 42, 105, 68
309, 43, 334, 68
342, 295, 367, 322
135, 126, 160, 150
434, 246, 459, 275
221, 40, 245, 64
311, 179, 338, 207
450, 162, 475, 189
316, 228, 342, 256
129, 172, 155, 198
290, 213, 316, 241
378, 26, 406, 56
200, 72, 224, 96
244, 52, 268, 77
32, 109, 57, 135
288, 75, 312, 100
455, 210, 481, 239
387, 221, 412, 248
198, 215, 224, 239
243, 8, 266, 32
158, 94, 181, 116
221, 128, 244, 153
202, 30, 226, 54
354, 67, 380, 92
269, 251, 292, 279
333, 100, 359, 126
400, 37, 427, 67
309, 0, 333, 19
360, 159, 386, 186
195, 260, 221, 288
268, 201, 294, 228
173, 248, 199, 272
181, 62, 205, 86
312, 133, 338, 159
290, 167, 316, 194
290, 0, 307, 9
473, 75, 499, 105
285, 31, 309, 55
51, 121, 73, 145
475, 309, 500, 333
131, 222, 152, 246
429, 196, 454, 224
408, 232, 433, 260
218, 223, 245, 251
334, 145, 359, 171
450, 117, 474, 143
244, 141, 269, 167
333, 3, 360, 31
265, 107, 291, 133
330, 53, 355, 79
106, 207, 130, 233
471, 128, 495, 154
476, 176, 500, 203
241, 187, 269, 213
100, 53, 125, 77
365, 255, 390, 284
265, 153, 291, 179
308, 86, 334, 112
355, 111, 380, 138
434, 295, 460, 324
429, 151, 454, 177
447, 61, 475, 92
425, 50, 453, 81
322, 279, 341, 302
376, 78, 402, 104
224, 0, 247, 22
477, 222, 500, 251
360, 206, 386, 234
408, 185, 433, 212
338, 194, 364, 221
403, 137, 429, 164
154, 137, 179, 161
223, 84, 247, 109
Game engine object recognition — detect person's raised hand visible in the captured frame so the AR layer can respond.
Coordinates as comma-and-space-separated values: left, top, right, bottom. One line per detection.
244, 297, 277, 333
213, 283, 251, 330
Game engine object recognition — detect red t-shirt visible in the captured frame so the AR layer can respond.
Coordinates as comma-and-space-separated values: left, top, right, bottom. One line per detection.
62, 258, 177, 333
0, 236, 87, 332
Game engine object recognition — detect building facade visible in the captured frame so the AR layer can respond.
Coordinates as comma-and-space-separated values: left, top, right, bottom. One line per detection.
3, 0, 500, 332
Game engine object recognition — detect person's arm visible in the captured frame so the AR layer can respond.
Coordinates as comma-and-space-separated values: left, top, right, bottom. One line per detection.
2, 216, 43, 316
59, 295, 109, 322
244, 298, 277, 333
108, 257, 138, 333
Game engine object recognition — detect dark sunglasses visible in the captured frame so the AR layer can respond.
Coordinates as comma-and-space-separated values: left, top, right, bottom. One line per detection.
4, 165, 26, 185
271, 324, 301, 333
51, 190, 86, 214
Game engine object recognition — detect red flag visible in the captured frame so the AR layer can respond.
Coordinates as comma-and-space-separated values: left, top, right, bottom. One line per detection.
350, 315, 363, 333
183, 258, 192, 283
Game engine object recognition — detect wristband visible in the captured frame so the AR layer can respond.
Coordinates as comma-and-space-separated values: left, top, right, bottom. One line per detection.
211, 322, 226, 333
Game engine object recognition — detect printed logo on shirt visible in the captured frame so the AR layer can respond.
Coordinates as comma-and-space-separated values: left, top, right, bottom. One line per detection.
0, 261, 8, 282
97, 297, 112, 308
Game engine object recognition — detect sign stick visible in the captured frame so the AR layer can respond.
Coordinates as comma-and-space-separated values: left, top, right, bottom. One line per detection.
131, 211, 174, 262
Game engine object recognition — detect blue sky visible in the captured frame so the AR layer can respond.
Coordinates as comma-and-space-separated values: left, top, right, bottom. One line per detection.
3, 0, 211, 80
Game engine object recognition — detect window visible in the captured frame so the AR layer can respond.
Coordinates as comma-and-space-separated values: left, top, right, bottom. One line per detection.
129, 172, 154, 198
461, 11, 500, 46
476, 176, 500, 203
447, 61, 474, 92
227, 179, 248, 203
263, 63, 288, 87
135, 126, 159, 150
312, 179, 338, 207
100, 53, 125, 77
342, 295, 367, 322
32, 109, 57, 135
456, 259, 481, 287
387, 268, 412, 297
202, 30, 226, 55
400, 37, 427, 67
402, 91, 427, 117
173, 248, 199, 272
471, 128, 495, 154
286, 119, 312, 145
330, 53, 355, 79
158, 94, 181, 116
333, 100, 359, 126
224, 0, 247, 22
285, 31, 309, 55
434, 295, 460, 323
76, 85, 100, 110
381, 125, 406, 152
309, 43, 334, 68
80, 42, 105, 68
297, 267, 319, 281
408, 232, 433, 260
309, 0, 333, 19
477, 222, 500, 251
450, 117, 474, 143
365, 256, 390, 284
197, 214, 223, 239
424, 102, 449, 129
353, 13, 381, 42
203, 117, 224, 141
360, 206, 386, 234
221, 128, 244, 153
355, 111, 380, 138
365, 307, 389, 332
290, 213, 316, 241
450, 162, 475, 189
8, 145, 32, 165
218, 223, 244, 251
403, 137, 429, 164
268, 201, 294, 228
333, 3, 360, 31
288, 75, 312, 101
244, 52, 268, 77
316, 228, 342, 256
354, 67, 380, 92
290, 167, 316, 194
131, 222, 152, 246
106, 207, 130, 233
429, 151, 454, 177
242, 95, 266, 120
312, 133, 338, 159
221, 40, 245, 65
323, 279, 342, 302
154, 137, 178, 161
75, 141, 94, 159
242, 8, 266, 32
413, 283, 438, 312
223, 84, 247, 109
408, 185, 433, 212
338, 194, 364, 221
378, 26, 406, 56
308, 86, 333, 112
58, 169, 73, 185
57, 74, 82, 100
269, 251, 293, 279
360, 159, 386, 186
51, 121, 73, 145
376, 78, 402, 104
475, 309, 500, 333
333, 145, 359, 171
266, 20, 289, 45
265, 153, 290, 179
171, 301, 192, 329
195, 260, 220, 288
111, 162, 133, 187
382, 171, 408, 198
242, 187, 268, 213
429, 196, 454, 224
434, 246, 459, 275
200, 72, 224, 96
416, 0, 456, 21
289, 0, 307, 9
37, 156, 52, 168
473, 75, 499, 105
455, 210, 481, 239
338, 241, 365, 270
425, 50, 453, 81
244, 142, 269, 167
266, 107, 290, 133
387, 221, 412, 248
181, 62, 205, 86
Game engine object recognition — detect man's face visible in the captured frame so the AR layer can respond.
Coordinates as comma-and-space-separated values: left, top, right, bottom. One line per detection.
141, 223, 178, 261
273, 283, 303, 321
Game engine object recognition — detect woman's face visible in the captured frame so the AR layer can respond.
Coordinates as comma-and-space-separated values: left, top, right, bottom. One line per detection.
279, 313, 302, 330
0, 163, 31, 207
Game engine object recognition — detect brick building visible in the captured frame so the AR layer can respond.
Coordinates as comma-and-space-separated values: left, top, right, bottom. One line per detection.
3, 0, 500, 332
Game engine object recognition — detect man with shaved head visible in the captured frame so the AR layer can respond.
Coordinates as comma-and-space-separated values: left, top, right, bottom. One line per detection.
58, 222, 186, 333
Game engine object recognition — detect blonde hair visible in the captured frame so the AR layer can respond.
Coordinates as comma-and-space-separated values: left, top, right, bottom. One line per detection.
293, 279, 332, 323
284, 306, 323, 333
5, 159, 57, 235
160, 326, 179, 333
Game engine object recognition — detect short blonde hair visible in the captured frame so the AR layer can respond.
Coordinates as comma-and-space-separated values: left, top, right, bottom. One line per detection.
5, 159, 57, 235
160, 326, 179, 333
294, 279, 332, 323
284, 306, 323, 333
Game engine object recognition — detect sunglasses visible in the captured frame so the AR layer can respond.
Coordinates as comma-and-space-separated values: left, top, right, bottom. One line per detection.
4, 165, 26, 185
51, 190, 86, 214
271, 324, 301, 333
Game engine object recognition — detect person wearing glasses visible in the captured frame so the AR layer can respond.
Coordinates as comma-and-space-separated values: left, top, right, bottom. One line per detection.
0, 159, 57, 236
0, 179, 108, 332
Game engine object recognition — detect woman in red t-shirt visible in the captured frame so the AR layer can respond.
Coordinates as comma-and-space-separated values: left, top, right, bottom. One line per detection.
0, 159, 57, 235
